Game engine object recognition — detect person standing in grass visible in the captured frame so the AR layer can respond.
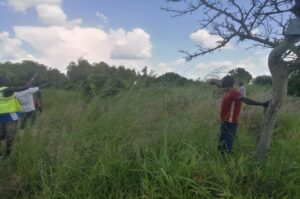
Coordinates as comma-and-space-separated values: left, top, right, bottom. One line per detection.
239, 82, 246, 97
15, 87, 40, 129
0, 77, 35, 157
217, 76, 268, 154
34, 90, 42, 113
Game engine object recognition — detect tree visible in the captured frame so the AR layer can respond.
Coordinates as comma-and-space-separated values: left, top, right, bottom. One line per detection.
228, 67, 253, 84
67, 58, 93, 86
156, 72, 190, 86
253, 75, 273, 86
0, 60, 65, 87
165, 0, 300, 160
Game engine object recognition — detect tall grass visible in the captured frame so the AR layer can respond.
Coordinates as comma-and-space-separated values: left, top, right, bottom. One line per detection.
0, 85, 299, 198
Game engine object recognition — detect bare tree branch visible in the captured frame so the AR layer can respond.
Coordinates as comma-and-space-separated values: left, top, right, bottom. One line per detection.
164, 0, 295, 60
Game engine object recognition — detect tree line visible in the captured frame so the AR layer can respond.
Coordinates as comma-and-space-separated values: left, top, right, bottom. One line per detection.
0, 59, 195, 97
0, 60, 299, 96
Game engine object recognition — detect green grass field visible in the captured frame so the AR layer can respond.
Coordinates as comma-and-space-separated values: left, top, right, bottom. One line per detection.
0, 85, 299, 198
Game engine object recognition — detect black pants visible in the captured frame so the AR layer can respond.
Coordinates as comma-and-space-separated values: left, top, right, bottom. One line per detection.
0, 121, 18, 155
20, 111, 36, 129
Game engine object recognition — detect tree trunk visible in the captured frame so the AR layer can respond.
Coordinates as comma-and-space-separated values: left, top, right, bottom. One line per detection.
254, 66, 289, 160
254, 36, 300, 160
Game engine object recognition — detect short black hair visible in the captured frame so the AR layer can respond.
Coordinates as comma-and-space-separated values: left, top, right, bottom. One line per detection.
239, 82, 244, 86
221, 75, 235, 88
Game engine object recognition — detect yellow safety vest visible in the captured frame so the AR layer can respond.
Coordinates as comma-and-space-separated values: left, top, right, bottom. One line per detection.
0, 87, 21, 114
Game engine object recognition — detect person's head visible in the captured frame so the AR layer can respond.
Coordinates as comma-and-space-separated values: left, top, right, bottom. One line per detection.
221, 75, 235, 88
239, 82, 244, 86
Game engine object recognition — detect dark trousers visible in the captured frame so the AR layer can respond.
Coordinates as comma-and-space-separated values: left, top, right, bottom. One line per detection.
218, 122, 238, 154
20, 111, 36, 129
0, 121, 18, 155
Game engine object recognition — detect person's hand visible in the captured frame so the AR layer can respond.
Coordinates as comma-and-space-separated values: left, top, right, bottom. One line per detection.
263, 100, 269, 107
25, 74, 37, 87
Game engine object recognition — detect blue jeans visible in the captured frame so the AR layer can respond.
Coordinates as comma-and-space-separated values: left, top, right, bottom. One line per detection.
218, 122, 238, 154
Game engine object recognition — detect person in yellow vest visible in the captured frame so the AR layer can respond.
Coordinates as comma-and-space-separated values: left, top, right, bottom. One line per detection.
0, 77, 34, 157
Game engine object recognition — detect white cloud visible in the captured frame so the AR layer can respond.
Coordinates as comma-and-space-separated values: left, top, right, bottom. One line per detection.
6, 0, 82, 26
96, 12, 108, 24
12, 26, 152, 70
196, 58, 257, 71
36, 4, 82, 26
238, 58, 256, 69
190, 29, 232, 49
6, 0, 61, 11
173, 58, 185, 65
36, 4, 65, 25
195, 56, 270, 79
156, 62, 172, 75
146, 58, 186, 76
0, 31, 33, 61
110, 28, 152, 60
251, 28, 259, 36
196, 61, 233, 70
255, 54, 270, 76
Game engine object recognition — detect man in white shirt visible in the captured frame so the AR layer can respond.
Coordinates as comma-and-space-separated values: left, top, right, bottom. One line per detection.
239, 82, 246, 97
15, 87, 39, 129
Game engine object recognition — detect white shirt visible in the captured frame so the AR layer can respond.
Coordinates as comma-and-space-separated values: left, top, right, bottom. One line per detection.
15, 87, 39, 113
239, 85, 246, 97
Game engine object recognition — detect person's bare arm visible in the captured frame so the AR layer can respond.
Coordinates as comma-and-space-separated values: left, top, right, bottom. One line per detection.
240, 97, 268, 107
2, 87, 30, 97
1, 76, 36, 97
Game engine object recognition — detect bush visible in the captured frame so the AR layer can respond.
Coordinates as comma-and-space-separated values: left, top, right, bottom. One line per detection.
252, 75, 272, 86
156, 72, 190, 86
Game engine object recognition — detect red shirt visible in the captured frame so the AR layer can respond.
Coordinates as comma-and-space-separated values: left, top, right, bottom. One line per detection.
220, 89, 242, 124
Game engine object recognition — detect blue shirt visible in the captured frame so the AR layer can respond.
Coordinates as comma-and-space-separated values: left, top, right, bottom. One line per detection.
0, 112, 21, 122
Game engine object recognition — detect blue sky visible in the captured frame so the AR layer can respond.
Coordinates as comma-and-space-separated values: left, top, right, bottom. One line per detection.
0, 0, 271, 79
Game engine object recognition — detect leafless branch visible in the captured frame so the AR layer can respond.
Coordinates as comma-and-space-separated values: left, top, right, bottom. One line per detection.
164, 0, 295, 60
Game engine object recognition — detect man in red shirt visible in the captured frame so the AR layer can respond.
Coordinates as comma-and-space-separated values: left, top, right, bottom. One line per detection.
218, 76, 268, 154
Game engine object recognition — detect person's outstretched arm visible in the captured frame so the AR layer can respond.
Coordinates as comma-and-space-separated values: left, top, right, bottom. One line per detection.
2, 87, 30, 97
240, 97, 268, 107
2, 76, 36, 97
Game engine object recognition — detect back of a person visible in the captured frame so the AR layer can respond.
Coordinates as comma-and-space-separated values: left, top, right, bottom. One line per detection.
217, 75, 267, 154
239, 85, 246, 97
0, 87, 22, 156
15, 87, 38, 113
220, 89, 242, 124
0, 87, 21, 117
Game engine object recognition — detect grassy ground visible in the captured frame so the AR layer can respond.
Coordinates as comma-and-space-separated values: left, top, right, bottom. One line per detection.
0, 85, 299, 198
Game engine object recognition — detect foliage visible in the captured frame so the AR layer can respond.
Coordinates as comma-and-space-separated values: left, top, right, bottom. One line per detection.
67, 59, 137, 96
288, 70, 300, 97
0, 61, 67, 87
1, 60, 199, 97
228, 67, 253, 84
252, 75, 273, 86
156, 72, 191, 86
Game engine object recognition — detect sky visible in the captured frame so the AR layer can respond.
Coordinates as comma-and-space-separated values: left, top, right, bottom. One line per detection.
0, 0, 272, 79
